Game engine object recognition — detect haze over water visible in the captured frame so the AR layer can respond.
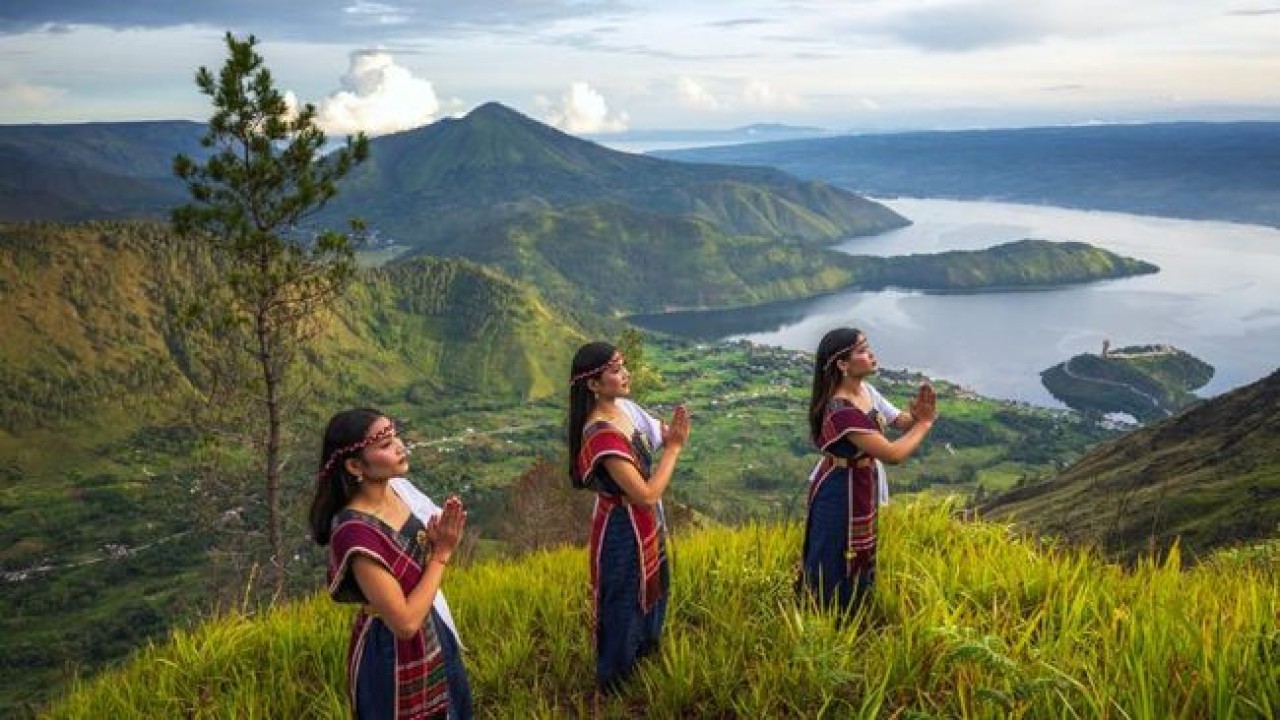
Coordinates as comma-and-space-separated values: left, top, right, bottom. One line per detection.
675, 198, 1280, 407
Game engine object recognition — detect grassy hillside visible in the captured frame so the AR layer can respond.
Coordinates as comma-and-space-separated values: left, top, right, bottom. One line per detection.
656, 122, 1280, 228
41, 501, 1280, 718
985, 368, 1280, 562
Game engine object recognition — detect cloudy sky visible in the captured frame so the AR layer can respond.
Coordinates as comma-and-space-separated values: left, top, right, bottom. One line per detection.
1, 1, 1278, 137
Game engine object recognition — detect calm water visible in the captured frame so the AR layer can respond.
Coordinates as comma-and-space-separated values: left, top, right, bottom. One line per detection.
636, 198, 1280, 406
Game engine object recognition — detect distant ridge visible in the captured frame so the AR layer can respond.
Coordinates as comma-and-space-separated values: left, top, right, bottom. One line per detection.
587, 122, 828, 145
0, 121, 204, 221
983, 367, 1280, 561
655, 121, 1280, 227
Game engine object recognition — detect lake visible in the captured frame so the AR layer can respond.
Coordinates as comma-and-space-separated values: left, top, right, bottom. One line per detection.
631, 198, 1280, 407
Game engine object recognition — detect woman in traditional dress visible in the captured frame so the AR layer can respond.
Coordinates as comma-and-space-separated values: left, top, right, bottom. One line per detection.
800, 328, 937, 615
310, 408, 473, 720
567, 342, 691, 692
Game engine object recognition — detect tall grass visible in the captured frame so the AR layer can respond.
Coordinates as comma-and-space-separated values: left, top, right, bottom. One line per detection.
43, 500, 1278, 718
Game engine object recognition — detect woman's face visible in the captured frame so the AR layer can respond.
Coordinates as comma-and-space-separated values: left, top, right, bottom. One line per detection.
839, 335, 877, 378
590, 353, 631, 399
351, 416, 408, 481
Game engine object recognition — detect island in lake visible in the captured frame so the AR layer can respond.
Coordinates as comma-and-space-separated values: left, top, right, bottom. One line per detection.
839, 238, 1158, 292
1040, 343, 1215, 422
629, 238, 1159, 339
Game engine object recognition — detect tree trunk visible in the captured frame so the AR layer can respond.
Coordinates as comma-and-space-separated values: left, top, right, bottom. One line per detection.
257, 303, 285, 599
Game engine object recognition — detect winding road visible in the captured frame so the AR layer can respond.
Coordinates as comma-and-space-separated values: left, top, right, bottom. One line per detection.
1060, 357, 1171, 416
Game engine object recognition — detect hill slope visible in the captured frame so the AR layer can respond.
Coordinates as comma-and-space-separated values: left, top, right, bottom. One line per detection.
656, 122, 1280, 227
983, 368, 1280, 560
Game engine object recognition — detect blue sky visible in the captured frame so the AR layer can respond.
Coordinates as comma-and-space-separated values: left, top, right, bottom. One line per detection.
1, 1, 1278, 136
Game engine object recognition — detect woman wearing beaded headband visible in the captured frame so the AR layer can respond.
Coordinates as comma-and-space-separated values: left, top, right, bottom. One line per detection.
309, 408, 473, 719
567, 341, 691, 693
799, 328, 937, 617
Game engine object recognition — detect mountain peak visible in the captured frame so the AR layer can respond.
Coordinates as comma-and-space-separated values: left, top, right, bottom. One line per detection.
465, 101, 525, 120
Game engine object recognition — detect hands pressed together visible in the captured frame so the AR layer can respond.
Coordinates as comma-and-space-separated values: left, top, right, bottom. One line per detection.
909, 383, 939, 424
425, 495, 467, 563
662, 405, 692, 449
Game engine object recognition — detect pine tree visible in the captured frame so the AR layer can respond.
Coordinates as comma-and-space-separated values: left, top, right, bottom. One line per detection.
172, 32, 369, 596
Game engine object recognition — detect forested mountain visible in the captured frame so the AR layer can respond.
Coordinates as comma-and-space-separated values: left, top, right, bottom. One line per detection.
0, 121, 203, 221
982, 368, 1280, 561
656, 122, 1280, 227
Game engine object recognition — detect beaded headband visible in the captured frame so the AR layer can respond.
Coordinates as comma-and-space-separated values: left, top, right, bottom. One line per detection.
569, 351, 625, 386
823, 336, 868, 370
318, 421, 397, 480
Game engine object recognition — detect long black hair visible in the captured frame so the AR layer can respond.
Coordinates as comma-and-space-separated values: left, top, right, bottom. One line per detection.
567, 341, 616, 488
309, 407, 385, 546
808, 328, 863, 445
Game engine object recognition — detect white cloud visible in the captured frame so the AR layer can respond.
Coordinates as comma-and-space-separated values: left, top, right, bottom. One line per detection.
1, 80, 65, 108
741, 79, 801, 109
676, 76, 721, 111
314, 50, 442, 136
341, 1, 412, 26
537, 82, 628, 133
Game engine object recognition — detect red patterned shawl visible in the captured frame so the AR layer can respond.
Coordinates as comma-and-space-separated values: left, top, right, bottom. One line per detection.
577, 422, 666, 616
329, 513, 449, 719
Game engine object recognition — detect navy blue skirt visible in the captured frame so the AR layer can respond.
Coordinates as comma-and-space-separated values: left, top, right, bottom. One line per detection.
596, 508, 668, 692
355, 609, 473, 719
802, 471, 876, 615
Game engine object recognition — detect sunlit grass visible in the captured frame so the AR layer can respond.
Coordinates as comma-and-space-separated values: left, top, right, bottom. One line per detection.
42, 499, 1278, 719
